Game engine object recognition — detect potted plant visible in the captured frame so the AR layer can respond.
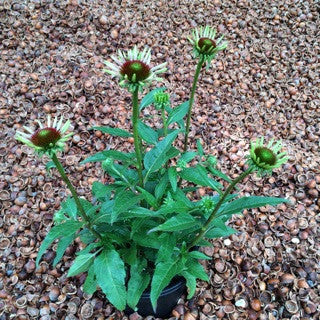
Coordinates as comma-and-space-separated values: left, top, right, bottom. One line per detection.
15, 26, 289, 318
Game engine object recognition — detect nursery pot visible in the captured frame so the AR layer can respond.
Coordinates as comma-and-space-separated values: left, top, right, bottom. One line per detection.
124, 276, 186, 318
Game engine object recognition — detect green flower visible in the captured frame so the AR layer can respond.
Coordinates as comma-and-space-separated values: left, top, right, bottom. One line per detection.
104, 46, 167, 92
248, 137, 288, 175
201, 196, 216, 214
154, 91, 170, 110
188, 26, 227, 69
15, 115, 73, 157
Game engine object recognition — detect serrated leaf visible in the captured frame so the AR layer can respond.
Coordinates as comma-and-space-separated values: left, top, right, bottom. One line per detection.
127, 259, 150, 309
181, 271, 197, 299
80, 150, 135, 165
92, 182, 113, 200
138, 120, 158, 145
179, 165, 222, 193
112, 189, 142, 223
150, 260, 178, 312
61, 197, 77, 219
121, 207, 163, 219
149, 213, 199, 233
155, 173, 169, 199
168, 167, 177, 192
67, 253, 95, 277
36, 220, 83, 267
180, 151, 197, 163
205, 226, 237, 238
144, 130, 179, 182
139, 87, 166, 111
83, 264, 97, 295
94, 249, 126, 311
53, 233, 76, 267
185, 260, 209, 282
207, 166, 232, 184
196, 139, 204, 157
78, 229, 98, 244
92, 126, 132, 137
188, 251, 211, 260
167, 100, 189, 125
216, 196, 289, 219
136, 186, 158, 208
156, 234, 176, 264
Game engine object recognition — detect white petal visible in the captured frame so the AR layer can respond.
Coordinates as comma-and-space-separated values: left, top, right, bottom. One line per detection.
36, 120, 43, 128
61, 119, 71, 134
57, 116, 64, 130
52, 116, 58, 129
23, 126, 34, 134
47, 115, 51, 127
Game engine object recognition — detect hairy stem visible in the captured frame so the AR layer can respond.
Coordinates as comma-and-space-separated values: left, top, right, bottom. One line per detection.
188, 167, 253, 250
183, 56, 205, 151
51, 153, 102, 241
161, 108, 168, 137
132, 86, 144, 187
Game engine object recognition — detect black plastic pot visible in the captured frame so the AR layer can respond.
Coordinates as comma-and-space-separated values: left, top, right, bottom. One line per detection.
124, 276, 186, 318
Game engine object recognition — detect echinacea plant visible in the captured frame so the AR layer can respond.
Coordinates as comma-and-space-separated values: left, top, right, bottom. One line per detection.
16, 26, 290, 315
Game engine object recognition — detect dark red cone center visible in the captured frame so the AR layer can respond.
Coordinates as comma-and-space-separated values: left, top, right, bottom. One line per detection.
120, 60, 150, 82
31, 128, 61, 148
254, 147, 277, 165
198, 37, 216, 53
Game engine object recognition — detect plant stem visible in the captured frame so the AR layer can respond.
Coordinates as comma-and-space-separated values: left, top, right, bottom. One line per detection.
51, 153, 103, 241
132, 86, 144, 187
183, 56, 205, 152
187, 167, 253, 250
161, 108, 168, 137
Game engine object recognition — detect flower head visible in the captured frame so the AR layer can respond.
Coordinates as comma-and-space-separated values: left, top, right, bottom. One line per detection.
248, 137, 288, 175
104, 46, 167, 92
188, 26, 227, 69
15, 115, 73, 156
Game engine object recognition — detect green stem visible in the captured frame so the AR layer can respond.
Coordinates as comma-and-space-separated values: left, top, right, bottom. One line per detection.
183, 56, 205, 152
187, 167, 253, 250
51, 153, 102, 241
132, 86, 144, 187
161, 108, 168, 137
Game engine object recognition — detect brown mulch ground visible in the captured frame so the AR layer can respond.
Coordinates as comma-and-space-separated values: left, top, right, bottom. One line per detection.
0, 0, 319, 319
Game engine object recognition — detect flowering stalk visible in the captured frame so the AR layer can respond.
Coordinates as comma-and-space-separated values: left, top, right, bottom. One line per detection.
188, 167, 254, 250
183, 55, 205, 151
51, 153, 103, 241
161, 109, 168, 137
132, 87, 144, 187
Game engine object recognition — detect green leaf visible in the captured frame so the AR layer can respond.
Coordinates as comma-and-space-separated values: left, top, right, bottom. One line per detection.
188, 251, 211, 260
92, 182, 112, 200
78, 229, 98, 244
91, 126, 132, 137
181, 271, 197, 299
180, 151, 197, 164
179, 165, 222, 193
217, 196, 289, 219
83, 264, 97, 295
155, 173, 169, 199
53, 233, 76, 267
156, 234, 176, 264
207, 166, 232, 183
167, 101, 189, 125
185, 259, 209, 282
144, 130, 179, 181
151, 260, 179, 311
168, 167, 177, 192
36, 221, 83, 267
45, 161, 56, 176
156, 200, 191, 216
112, 189, 143, 223
196, 139, 204, 157
149, 213, 200, 233
140, 87, 166, 111
61, 197, 77, 220
94, 249, 126, 311
121, 207, 163, 219
138, 120, 158, 145
127, 259, 150, 309
81, 150, 135, 165
205, 226, 237, 238
67, 253, 95, 277
136, 186, 158, 209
